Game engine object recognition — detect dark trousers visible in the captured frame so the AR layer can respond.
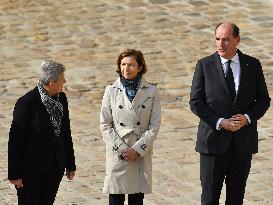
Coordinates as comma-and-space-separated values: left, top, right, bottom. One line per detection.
16, 169, 63, 205
200, 141, 252, 205
109, 193, 144, 205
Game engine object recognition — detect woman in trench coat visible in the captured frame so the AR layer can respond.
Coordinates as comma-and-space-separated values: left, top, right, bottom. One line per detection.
100, 49, 161, 205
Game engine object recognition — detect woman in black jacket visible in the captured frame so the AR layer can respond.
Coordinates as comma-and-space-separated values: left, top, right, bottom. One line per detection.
8, 60, 76, 205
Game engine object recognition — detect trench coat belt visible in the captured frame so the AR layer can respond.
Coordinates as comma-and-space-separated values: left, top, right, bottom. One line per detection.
115, 125, 146, 137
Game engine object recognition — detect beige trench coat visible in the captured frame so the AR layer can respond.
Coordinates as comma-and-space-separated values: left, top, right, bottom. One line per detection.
100, 77, 161, 194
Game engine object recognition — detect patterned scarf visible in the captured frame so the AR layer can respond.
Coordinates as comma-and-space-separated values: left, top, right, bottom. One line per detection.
37, 83, 63, 138
120, 74, 141, 102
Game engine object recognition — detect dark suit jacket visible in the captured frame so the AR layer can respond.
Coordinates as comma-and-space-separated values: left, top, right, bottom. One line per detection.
8, 87, 76, 180
189, 50, 270, 155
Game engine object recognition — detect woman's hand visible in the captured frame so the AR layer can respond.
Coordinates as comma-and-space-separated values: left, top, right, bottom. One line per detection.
9, 179, 23, 188
66, 170, 76, 180
122, 148, 139, 161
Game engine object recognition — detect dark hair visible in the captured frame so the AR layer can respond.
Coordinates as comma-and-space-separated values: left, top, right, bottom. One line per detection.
116, 48, 147, 76
215, 22, 240, 37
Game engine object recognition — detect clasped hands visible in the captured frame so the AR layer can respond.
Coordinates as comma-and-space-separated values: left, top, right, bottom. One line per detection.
220, 114, 248, 132
120, 148, 140, 161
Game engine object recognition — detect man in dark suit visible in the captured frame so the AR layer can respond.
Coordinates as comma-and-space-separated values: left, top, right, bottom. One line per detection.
8, 60, 76, 205
189, 22, 270, 205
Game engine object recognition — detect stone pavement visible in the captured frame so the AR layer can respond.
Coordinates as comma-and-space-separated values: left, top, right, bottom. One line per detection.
1, 0, 273, 204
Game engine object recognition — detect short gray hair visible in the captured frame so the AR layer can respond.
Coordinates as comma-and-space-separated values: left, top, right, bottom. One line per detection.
39, 60, 65, 85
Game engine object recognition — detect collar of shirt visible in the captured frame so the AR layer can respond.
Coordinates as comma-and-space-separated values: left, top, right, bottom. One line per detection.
220, 52, 239, 65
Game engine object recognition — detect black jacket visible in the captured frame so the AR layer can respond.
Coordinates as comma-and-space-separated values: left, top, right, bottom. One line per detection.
8, 87, 76, 180
189, 50, 270, 155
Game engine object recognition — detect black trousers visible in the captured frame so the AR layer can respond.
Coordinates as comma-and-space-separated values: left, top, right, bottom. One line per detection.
200, 141, 252, 205
109, 193, 144, 205
16, 169, 63, 205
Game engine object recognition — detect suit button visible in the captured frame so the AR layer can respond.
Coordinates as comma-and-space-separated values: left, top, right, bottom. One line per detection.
119, 105, 123, 109
137, 122, 140, 125
142, 105, 145, 108
120, 123, 124, 126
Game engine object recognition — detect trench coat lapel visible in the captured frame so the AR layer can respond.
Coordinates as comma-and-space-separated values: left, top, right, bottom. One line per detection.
123, 89, 134, 110
114, 78, 135, 110
132, 77, 150, 109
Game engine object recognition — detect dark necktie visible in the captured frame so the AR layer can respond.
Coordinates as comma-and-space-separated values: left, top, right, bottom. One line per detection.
225, 60, 236, 101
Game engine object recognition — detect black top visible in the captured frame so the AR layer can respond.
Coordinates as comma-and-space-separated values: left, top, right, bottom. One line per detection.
8, 87, 76, 180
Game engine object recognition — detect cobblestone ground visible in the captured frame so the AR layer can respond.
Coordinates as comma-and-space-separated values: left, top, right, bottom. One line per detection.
1, 0, 273, 204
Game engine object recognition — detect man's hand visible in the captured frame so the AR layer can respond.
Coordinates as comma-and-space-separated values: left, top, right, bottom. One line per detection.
230, 114, 248, 128
66, 170, 75, 180
9, 179, 23, 188
220, 118, 241, 132
220, 114, 248, 132
122, 148, 139, 161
